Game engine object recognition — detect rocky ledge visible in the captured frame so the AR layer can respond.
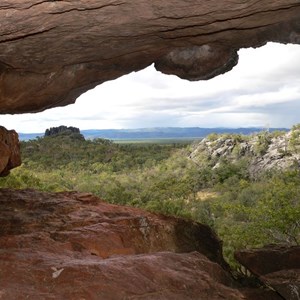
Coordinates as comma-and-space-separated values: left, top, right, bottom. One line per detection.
0, 188, 284, 299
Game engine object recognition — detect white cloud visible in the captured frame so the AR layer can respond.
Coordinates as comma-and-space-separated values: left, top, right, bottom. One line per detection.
1, 42, 300, 132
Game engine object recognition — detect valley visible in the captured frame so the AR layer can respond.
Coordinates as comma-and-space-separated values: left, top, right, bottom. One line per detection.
2, 126, 299, 272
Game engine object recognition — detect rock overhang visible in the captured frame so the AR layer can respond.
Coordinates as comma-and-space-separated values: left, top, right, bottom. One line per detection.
0, 1, 300, 114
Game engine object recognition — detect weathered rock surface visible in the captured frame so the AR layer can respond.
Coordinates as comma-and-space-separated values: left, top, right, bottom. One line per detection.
235, 245, 300, 300
0, 189, 281, 299
189, 128, 300, 176
0, 126, 21, 176
0, 1, 300, 113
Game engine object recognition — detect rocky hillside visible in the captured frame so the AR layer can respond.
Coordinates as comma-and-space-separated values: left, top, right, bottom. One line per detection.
190, 126, 300, 176
1, 188, 293, 300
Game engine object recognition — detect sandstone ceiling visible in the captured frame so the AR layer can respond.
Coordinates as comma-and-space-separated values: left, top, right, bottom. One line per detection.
0, 0, 300, 114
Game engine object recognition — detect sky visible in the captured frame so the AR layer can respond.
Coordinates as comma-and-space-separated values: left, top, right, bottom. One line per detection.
1, 42, 300, 133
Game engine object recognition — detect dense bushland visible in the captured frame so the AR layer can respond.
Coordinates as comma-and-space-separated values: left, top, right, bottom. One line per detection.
1, 130, 299, 269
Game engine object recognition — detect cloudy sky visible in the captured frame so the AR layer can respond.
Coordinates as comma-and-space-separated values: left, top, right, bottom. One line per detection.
1, 42, 300, 133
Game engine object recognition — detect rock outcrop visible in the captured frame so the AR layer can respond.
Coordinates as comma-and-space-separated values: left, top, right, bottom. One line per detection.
0, 1, 300, 113
45, 126, 80, 137
0, 189, 282, 299
0, 126, 21, 177
235, 245, 300, 300
189, 129, 300, 176
44, 125, 85, 141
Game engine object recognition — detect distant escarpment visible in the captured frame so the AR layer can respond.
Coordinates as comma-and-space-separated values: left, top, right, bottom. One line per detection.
190, 126, 300, 177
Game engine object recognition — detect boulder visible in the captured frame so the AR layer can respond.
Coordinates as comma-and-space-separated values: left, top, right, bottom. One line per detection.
235, 245, 300, 300
0, 189, 281, 299
0, 126, 21, 176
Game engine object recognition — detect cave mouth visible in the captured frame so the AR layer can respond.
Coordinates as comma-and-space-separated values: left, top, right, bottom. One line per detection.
0, 2, 300, 297
0, 43, 299, 300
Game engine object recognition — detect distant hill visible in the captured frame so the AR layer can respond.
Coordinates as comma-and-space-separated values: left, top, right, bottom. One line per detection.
18, 127, 289, 141
19, 133, 44, 141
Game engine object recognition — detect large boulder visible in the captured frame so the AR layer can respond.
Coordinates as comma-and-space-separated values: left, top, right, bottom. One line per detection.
0, 189, 281, 299
0, 126, 21, 176
235, 245, 300, 300
0, 1, 299, 113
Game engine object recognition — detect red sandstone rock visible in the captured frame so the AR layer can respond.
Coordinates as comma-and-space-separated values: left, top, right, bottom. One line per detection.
0, 1, 299, 113
235, 245, 300, 300
0, 126, 21, 176
0, 189, 228, 266
0, 189, 280, 299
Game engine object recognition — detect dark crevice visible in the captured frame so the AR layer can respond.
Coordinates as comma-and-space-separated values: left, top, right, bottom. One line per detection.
23, 1, 72, 10
0, 1, 54, 10
0, 60, 15, 71
157, 4, 300, 34
0, 27, 58, 44
48, 2, 126, 15
0, 1, 76, 11
157, 22, 281, 41
0, 1, 125, 12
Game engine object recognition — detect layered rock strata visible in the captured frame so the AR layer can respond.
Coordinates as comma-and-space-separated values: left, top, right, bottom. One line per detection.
0, 1, 299, 113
